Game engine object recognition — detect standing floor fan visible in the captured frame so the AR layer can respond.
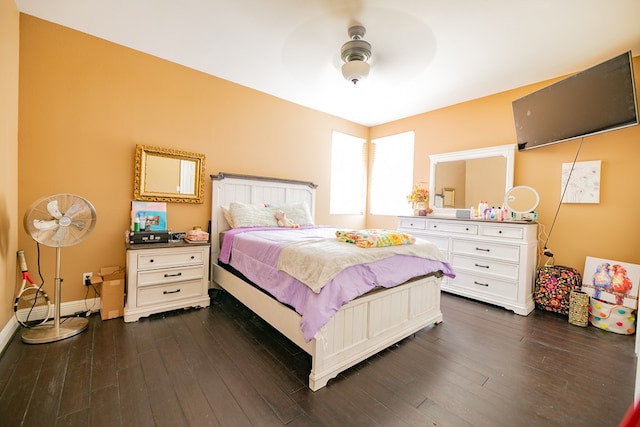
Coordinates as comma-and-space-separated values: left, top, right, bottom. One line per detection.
22, 194, 97, 344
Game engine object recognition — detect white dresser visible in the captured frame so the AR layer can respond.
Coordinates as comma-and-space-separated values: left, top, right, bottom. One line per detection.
125, 242, 211, 322
398, 216, 538, 315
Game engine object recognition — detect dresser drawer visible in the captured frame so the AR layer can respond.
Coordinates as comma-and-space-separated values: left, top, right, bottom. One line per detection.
451, 254, 519, 281
428, 221, 478, 235
398, 217, 426, 230
451, 239, 520, 262
137, 279, 204, 307
137, 265, 205, 287
479, 224, 524, 240
137, 250, 204, 269
449, 271, 518, 300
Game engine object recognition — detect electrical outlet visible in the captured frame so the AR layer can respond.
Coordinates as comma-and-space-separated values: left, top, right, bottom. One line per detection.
82, 272, 92, 286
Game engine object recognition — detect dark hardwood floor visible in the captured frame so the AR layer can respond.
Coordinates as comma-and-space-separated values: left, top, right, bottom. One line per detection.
0, 291, 636, 426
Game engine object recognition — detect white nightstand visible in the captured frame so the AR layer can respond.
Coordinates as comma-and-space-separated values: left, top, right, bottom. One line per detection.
124, 241, 210, 322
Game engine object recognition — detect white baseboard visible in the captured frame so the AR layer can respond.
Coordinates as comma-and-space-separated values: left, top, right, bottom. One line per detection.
0, 318, 19, 355
0, 297, 102, 354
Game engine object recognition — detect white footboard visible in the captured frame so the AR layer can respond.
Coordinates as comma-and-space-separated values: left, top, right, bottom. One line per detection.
308, 275, 442, 390
213, 264, 442, 391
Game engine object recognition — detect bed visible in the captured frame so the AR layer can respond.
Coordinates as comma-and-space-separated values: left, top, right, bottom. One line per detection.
210, 172, 454, 391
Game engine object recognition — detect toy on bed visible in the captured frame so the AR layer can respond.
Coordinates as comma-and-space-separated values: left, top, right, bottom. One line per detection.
275, 209, 299, 228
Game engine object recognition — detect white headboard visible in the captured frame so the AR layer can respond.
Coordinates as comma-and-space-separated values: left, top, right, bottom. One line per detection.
210, 172, 317, 263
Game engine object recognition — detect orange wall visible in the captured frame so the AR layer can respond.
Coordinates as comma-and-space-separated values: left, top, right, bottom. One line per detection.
18, 15, 367, 303
370, 61, 640, 273
16, 14, 640, 308
0, 0, 19, 329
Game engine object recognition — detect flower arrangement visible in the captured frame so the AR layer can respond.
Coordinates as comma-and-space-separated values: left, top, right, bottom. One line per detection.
407, 183, 430, 205
407, 183, 433, 215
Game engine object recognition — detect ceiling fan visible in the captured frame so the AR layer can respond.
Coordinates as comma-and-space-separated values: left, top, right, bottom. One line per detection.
340, 24, 372, 84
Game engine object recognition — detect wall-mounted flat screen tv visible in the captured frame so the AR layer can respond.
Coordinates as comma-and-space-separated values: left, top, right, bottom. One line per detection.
513, 51, 638, 151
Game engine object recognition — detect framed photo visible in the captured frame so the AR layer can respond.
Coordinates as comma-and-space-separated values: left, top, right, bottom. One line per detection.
582, 256, 640, 310
131, 201, 167, 231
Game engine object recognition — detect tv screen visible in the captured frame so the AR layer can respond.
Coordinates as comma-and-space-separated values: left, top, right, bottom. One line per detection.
513, 51, 638, 151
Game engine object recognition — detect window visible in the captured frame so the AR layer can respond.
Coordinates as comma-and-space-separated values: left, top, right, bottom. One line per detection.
330, 131, 366, 215
370, 131, 415, 216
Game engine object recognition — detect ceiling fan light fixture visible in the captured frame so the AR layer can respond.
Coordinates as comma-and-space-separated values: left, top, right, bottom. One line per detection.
340, 25, 372, 85
341, 60, 370, 85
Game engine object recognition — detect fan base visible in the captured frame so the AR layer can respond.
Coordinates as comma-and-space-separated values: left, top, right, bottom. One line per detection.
21, 317, 89, 344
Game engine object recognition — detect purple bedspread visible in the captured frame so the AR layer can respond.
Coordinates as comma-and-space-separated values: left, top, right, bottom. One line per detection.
219, 227, 455, 342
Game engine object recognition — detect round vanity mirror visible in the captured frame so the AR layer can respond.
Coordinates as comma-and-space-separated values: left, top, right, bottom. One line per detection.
504, 186, 539, 213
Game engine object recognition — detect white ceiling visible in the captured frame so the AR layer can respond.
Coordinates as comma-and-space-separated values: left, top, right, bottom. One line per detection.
15, 0, 640, 126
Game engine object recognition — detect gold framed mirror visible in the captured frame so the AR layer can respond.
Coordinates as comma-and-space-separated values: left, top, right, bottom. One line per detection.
134, 145, 206, 204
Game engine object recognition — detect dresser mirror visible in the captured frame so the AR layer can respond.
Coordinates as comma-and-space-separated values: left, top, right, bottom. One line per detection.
134, 145, 206, 204
429, 144, 515, 214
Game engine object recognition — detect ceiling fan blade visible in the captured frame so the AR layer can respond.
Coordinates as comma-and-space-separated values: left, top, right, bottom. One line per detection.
32, 219, 59, 230
46, 200, 63, 219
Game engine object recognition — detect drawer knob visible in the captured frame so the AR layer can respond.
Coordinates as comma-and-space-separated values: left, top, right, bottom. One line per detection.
163, 289, 181, 295
164, 272, 182, 278
190, 255, 195, 259
465, 227, 469, 231
149, 259, 154, 263
475, 263, 490, 269
498, 230, 503, 234
475, 247, 490, 252
473, 281, 489, 287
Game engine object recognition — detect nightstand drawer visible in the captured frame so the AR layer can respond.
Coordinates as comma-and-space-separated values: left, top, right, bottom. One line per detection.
451, 239, 520, 262
137, 280, 204, 307
137, 265, 205, 287
137, 250, 204, 269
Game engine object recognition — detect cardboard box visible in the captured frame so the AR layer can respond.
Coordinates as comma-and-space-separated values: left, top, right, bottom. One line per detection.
98, 266, 125, 320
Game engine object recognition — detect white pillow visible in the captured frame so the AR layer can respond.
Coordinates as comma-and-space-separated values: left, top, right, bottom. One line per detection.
269, 202, 314, 226
229, 202, 278, 228
220, 206, 234, 228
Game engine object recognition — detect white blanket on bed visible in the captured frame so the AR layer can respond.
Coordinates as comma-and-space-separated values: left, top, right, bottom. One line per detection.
276, 237, 447, 293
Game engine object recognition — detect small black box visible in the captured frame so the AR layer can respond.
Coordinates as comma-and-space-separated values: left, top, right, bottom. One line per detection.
128, 231, 170, 244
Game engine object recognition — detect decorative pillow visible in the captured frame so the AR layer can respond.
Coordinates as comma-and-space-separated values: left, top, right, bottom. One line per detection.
229, 202, 278, 228
268, 202, 314, 226
220, 206, 235, 229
